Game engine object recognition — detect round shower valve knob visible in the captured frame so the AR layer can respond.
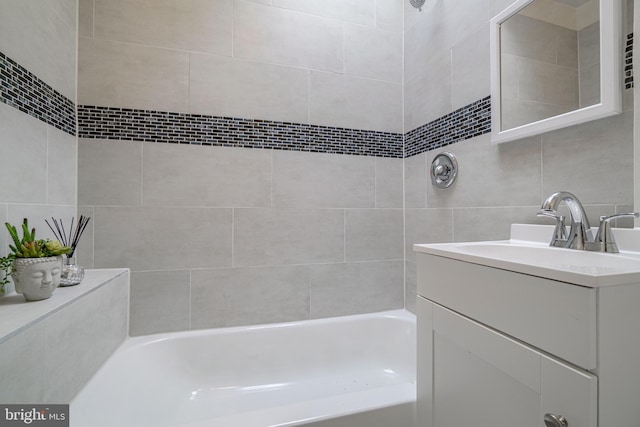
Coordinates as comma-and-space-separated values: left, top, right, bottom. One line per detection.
430, 152, 458, 189
544, 413, 568, 427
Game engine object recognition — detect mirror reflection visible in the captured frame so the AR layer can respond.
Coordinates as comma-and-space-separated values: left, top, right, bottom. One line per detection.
500, 0, 600, 131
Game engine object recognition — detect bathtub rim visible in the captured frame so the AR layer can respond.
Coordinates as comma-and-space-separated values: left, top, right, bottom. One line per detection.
122, 308, 416, 350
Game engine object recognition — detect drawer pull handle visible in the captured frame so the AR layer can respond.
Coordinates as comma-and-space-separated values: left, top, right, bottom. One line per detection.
544, 413, 568, 427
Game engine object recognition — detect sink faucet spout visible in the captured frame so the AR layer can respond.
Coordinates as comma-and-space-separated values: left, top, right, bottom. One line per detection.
539, 191, 592, 250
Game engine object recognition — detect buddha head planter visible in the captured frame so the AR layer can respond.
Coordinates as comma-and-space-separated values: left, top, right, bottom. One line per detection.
11, 256, 63, 301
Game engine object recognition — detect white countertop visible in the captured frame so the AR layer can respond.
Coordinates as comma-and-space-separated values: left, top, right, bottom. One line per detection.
0, 269, 128, 344
414, 224, 640, 287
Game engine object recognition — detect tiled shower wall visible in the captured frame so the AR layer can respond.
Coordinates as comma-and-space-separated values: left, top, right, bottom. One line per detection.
403, 0, 635, 312
0, 0, 78, 294
76, 0, 406, 335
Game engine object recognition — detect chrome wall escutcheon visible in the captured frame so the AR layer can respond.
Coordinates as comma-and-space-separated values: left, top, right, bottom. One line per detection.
544, 413, 568, 427
430, 152, 458, 189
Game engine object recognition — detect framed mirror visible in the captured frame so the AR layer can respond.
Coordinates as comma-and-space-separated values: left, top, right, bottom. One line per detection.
490, 0, 622, 144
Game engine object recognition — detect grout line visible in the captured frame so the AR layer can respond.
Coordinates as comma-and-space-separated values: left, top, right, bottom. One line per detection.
139, 142, 144, 207
343, 209, 347, 263
188, 269, 192, 330
92, 0, 96, 39
45, 126, 50, 205
231, 207, 235, 268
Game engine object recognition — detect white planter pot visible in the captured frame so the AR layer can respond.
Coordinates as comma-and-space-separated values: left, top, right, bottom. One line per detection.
11, 256, 63, 301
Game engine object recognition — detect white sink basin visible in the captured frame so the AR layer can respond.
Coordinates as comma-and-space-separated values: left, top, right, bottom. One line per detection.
414, 224, 640, 287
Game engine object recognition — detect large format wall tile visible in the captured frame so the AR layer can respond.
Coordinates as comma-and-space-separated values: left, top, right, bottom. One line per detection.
7, 202, 81, 242
45, 273, 128, 402
0, 104, 47, 203
272, 151, 375, 208
0, 274, 129, 404
191, 265, 309, 328
76, 206, 95, 269
404, 208, 453, 262
130, 270, 191, 336
233, 208, 344, 267
79, 0, 94, 38
426, 134, 542, 208
309, 260, 404, 318
272, 0, 375, 26
376, 0, 404, 32
452, 206, 543, 242
78, 139, 142, 207
344, 24, 402, 83
94, 0, 232, 56
0, 0, 76, 99
345, 209, 404, 261
405, 53, 452, 128
310, 71, 402, 133
234, 0, 343, 73
0, 323, 47, 403
375, 157, 404, 208
143, 143, 272, 208
405, 260, 417, 313
78, 38, 189, 111
404, 153, 427, 208
451, 24, 490, 110
47, 126, 77, 206
542, 111, 634, 205
93, 207, 232, 270
189, 53, 309, 123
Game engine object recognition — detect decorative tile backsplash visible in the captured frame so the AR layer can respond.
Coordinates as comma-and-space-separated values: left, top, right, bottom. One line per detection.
0, 51, 76, 135
404, 96, 491, 157
625, 32, 634, 89
77, 105, 404, 158
1, 48, 490, 159
2, 38, 635, 159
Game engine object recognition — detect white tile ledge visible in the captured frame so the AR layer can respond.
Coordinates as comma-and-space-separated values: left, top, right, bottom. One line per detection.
0, 269, 128, 345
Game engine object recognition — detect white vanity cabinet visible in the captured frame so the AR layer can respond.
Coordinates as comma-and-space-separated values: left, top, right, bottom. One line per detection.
417, 297, 597, 427
415, 242, 640, 427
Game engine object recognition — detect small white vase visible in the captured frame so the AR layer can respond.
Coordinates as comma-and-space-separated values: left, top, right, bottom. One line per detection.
11, 256, 62, 301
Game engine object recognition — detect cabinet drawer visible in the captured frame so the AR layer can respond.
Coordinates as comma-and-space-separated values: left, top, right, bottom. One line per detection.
419, 299, 598, 427
417, 253, 597, 370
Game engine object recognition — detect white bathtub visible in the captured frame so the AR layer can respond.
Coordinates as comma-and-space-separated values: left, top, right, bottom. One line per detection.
71, 310, 416, 427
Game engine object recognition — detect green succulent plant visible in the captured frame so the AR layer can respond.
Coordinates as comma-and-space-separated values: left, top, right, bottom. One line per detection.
0, 219, 72, 294
6, 218, 71, 258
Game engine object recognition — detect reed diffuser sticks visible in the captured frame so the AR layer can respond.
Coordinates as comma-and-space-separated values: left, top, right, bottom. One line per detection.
45, 215, 91, 259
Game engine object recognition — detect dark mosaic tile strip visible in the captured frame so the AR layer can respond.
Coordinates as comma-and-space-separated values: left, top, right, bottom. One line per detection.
77, 106, 404, 158
404, 96, 491, 157
625, 32, 634, 89
0, 51, 76, 136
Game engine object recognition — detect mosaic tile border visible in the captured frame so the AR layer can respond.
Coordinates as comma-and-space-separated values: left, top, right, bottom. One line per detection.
77, 105, 404, 158
0, 51, 76, 135
404, 96, 491, 157
625, 32, 634, 89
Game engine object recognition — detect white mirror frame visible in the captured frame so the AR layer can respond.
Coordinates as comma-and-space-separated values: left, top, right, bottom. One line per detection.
490, 0, 622, 144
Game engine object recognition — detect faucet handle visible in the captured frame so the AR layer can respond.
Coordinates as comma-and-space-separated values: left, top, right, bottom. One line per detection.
592, 212, 639, 253
537, 210, 567, 246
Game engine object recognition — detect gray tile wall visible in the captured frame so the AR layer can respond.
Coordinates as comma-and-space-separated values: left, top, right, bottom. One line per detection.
0, 0, 78, 294
403, 0, 635, 312
75, 0, 635, 331
77, 0, 405, 336
78, 141, 405, 335
78, 0, 403, 133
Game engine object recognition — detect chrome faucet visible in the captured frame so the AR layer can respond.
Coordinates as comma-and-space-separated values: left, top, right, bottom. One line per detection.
537, 191, 639, 253
538, 191, 593, 250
